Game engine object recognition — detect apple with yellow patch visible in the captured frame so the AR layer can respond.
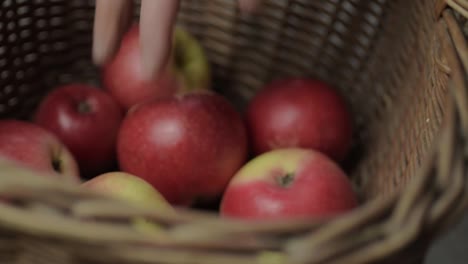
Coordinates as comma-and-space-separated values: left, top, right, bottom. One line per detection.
220, 148, 358, 220
82, 172, 173, 234
102, 24, 211, 111
82, 171, 172, 211
0, 119, 80, 183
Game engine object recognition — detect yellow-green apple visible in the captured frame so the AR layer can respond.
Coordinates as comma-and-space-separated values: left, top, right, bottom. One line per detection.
0, 120, 80, 182
246, 78, 353, 162
82, 171, 173, 235
34, 83, 124, 178
102, 23, 211, 111
117, 91, 248, 206
82, 171, 172, 211
220, 148, 358, 220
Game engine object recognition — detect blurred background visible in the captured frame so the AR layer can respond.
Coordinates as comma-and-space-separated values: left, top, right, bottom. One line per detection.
426, 211, 468, 263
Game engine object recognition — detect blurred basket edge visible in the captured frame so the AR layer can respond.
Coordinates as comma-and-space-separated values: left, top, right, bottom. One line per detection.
0, 1, 466, 264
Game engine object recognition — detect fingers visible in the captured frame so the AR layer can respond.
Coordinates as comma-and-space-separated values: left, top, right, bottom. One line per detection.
93, 0, 256, 80
93, 0, 133, 66
238, 0, 262, 13
140, 0, 180, 80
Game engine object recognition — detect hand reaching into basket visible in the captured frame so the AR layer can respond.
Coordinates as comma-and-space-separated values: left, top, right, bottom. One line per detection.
92, 0, 260, 81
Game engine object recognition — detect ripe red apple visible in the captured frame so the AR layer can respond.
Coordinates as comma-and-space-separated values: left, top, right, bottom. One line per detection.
117, 91, 248, 206
246, 78, 353, 162
220, 148, 358, 220
0, 120, 80, 182
102, 24, 211, 110
34, 83, 124, 178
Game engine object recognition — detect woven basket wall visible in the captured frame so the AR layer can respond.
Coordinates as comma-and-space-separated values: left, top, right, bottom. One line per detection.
0, 0, 467, 263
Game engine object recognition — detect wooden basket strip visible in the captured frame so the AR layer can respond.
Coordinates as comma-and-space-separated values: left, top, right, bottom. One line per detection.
441, 10, 468, 137
447, 0, 468, 17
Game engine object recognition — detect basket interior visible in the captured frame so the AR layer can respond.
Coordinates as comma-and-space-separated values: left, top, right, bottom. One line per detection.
0, 0, 450, 203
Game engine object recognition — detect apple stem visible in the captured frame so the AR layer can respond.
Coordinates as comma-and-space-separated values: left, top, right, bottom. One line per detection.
276, 172, 295, 188
52, 159, 62, 173
77, 101, 91, 114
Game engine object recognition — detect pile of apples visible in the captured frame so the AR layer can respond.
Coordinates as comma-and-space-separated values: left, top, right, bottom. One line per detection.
0, 25, 359, 221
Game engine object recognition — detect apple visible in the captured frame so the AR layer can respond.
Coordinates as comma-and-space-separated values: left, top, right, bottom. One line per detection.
102, 24, 211, 110
82, 171, 173, 235
220, 148, 358, 220
246, 78, 353, 162
0, 120, 80, 182
117, 91, 248, 206
82, 171, 172, 211
34, 83, 124, 178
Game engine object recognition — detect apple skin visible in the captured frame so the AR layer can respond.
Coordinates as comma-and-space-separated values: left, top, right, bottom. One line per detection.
220, 148, 358, 221
34, 84, 124, 178
246, 78, 353, 162
102, 24, 211, 111
82, 171, 173, 235
117, 91, 248, 206
82, 171, 172, 211
0, 120, 80, 182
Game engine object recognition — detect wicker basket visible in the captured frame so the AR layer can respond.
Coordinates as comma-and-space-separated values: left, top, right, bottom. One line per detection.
0, 0, 467, 263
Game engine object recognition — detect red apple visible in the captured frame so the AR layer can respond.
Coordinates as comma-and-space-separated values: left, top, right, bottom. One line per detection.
220, 148, 358, 220
0, 120, 80, 182
246, 78, 353, 162
102, 24, 211, 110
34, 83, 124, 178
117, 91, 248, 206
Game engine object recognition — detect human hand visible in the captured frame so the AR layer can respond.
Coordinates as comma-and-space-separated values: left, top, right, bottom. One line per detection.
92, 0, 260, 81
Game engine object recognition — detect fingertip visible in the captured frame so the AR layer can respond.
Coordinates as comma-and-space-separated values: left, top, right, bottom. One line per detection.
92, 0, 131, 67
92, 31, 116, 67
139, 0, 179, 81
92, 40, 110, 66
139, 24, 173, 81
140, 37, 172, 81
